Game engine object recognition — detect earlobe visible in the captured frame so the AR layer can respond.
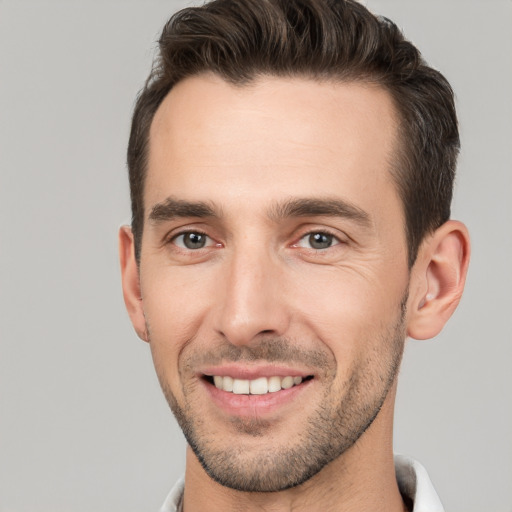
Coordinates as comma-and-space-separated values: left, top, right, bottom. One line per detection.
118, 226, 149, 342
407, 220, 470, 340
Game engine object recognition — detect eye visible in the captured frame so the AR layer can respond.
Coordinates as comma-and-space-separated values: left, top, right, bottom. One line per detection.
296, 232, 339, 250
172, 231, 214, 250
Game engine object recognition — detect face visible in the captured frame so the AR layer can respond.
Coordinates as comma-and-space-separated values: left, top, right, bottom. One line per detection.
136, 75, 411, 491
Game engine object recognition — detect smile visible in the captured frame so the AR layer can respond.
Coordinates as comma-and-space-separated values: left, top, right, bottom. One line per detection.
206, 375, 312, 395
201, 370, 315, 416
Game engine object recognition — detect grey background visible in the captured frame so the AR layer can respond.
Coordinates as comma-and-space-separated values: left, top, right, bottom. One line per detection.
0, 1, 510, 511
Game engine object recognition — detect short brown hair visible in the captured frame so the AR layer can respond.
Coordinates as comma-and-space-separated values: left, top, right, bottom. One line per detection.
127, 0, 459, 266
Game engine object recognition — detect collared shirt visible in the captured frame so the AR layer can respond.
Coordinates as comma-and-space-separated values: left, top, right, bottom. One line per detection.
159, 455, 444, 512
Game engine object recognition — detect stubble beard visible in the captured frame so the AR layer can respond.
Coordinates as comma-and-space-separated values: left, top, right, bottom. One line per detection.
152, 294, 408, 493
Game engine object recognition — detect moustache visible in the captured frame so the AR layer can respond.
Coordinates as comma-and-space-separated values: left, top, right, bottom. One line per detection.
181, 337, 333, 371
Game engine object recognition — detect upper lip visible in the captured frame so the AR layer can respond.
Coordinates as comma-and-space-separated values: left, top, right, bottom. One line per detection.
199, 364, 314, 380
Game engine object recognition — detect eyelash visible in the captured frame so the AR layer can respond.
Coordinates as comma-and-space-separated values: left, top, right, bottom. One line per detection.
169, 230, 217, 250
166, 228, 344, 253
293, 230, 343, 251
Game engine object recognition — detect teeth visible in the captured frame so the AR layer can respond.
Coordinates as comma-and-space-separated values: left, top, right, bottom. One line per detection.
223, 376, 233, 392
268, 376, 282, 393
249, 377, 268, 395
281, 376, 294, 389
212, 375, 305, 394
232, 379, 250, 394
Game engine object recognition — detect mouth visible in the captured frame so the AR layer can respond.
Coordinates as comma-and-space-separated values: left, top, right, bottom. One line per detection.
203, 374, 314, 395
199, 366, 316, 417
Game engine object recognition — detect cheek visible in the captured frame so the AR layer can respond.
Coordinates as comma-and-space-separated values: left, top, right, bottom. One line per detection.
142, 263, 214, 332
291, 265, 406, 361
141, 268, 215, 392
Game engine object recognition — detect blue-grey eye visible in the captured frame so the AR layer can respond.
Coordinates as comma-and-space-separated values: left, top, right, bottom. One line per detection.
308, 232, 334, 249
296, 232, 338, 250
174, 232, 211, 249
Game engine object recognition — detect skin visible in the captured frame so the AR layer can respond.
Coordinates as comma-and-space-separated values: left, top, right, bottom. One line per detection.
120, 74, 470, 512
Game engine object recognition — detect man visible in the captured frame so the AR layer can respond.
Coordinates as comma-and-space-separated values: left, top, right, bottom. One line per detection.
119, 0, 470, 510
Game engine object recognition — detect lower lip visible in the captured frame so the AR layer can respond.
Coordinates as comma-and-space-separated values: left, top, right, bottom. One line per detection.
202, 378, 313, 417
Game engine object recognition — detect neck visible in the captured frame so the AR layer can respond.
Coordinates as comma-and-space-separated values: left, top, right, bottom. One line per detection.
182, 388, 406, 512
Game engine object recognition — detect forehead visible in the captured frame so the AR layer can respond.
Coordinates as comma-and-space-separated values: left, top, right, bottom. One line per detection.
147, 74, 401, 224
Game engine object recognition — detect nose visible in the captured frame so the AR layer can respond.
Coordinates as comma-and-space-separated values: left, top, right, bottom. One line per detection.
213, 245, 290, 346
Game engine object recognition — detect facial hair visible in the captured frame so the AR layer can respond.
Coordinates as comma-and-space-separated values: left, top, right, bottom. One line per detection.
152, 292, 408, 493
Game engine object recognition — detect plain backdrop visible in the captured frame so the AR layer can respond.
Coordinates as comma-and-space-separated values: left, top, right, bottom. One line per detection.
1, 1, 511, 511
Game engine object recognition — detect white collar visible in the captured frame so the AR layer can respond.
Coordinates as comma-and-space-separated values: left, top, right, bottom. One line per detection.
395, 454, 445, 512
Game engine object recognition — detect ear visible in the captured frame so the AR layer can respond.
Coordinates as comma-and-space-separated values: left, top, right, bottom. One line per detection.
119, 226, 149, 342
407, 220, 470, 340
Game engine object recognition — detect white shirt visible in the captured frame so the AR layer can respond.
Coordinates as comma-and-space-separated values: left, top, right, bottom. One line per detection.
160, 455, 444, 512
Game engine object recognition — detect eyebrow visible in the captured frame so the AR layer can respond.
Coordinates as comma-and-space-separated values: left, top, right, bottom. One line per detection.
148, 196, 371, 227
148, 198, 219, 223
268, 197, 371, 226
